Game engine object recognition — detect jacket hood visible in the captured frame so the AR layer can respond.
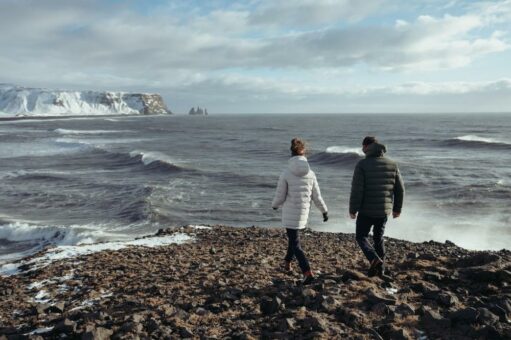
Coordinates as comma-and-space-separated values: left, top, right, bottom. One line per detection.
364, 142, 387, 158
288, 156, 310, 177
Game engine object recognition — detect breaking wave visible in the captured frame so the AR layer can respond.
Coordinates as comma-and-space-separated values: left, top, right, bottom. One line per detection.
309, 146, 363, 166
445, 135, 511, 149
54, 128, 131, 135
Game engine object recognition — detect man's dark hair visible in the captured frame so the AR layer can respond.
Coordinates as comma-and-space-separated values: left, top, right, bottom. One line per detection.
362, 136, 377, 146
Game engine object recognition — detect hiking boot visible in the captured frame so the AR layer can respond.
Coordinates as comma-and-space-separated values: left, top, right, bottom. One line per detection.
283, 261, 292, 272
368, 258, 383, 277
302, 271, 315, 285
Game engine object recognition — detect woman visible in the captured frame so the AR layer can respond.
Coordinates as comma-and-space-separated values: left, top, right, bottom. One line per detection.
272, 138, 328, 284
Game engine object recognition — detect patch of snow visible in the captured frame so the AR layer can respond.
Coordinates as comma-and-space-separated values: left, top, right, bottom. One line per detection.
0, 84, 169, 116
1, 233, 193, 276
34, 290, 50, 303
26, 327, 54, 335
386, 287, 398, 295
189, 225, 212, 230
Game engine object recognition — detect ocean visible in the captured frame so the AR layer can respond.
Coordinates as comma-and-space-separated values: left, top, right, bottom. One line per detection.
0, 113, 510, 265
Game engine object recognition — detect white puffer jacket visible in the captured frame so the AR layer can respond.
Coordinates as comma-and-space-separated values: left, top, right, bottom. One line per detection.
272, 156, 328, 229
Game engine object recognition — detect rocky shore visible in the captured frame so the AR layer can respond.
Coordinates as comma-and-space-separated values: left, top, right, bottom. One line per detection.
1, 225, 510, 339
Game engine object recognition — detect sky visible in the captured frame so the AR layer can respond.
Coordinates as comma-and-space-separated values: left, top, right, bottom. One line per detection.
0, 0, 510, 114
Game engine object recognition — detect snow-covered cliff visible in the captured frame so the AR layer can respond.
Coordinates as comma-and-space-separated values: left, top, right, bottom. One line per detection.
0, 84, 172, 116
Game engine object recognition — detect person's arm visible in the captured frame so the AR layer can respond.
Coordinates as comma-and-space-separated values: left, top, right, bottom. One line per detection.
349, 163, 364, 218
271, 172, 288, 209
311, 173, 328, 216
393, 166, 405, 218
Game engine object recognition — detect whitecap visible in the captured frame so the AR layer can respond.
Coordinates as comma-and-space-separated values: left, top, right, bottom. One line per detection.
54, 128, 131, 135
325, 146, 364, 156
455, 135, 510, 145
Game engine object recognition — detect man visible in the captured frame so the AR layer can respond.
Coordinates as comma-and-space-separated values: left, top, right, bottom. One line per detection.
349, 136, 405, 277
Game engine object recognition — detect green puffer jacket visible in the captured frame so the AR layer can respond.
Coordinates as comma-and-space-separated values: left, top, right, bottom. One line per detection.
349, 142, 405, 217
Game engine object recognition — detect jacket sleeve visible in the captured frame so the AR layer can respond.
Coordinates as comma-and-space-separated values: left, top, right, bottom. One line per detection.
393, 166, 405, 213
349, 162, 364, 214
271, 172, 288, 208
311, 173, 328, 214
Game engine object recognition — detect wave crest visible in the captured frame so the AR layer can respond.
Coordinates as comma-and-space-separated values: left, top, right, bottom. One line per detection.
309, 146, 363, 166
54, 128, 130, 135
129, 150, 184, 172
446, 135, 511, 148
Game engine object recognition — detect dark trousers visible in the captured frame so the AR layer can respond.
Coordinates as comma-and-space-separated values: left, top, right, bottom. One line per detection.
284, 228, 311, 274
356, 214, 387, 264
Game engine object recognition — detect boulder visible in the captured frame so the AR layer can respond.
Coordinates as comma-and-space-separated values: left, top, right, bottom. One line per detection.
477, 308, 500, 325
437, 291, 459, 307
259, 296, 281, 315
450, 307, 479, 324
341, 270, 367, 282
365, 288, 397, 305
422, 309, 451, 329
53, 319, 77, 334
396, 303, 415, 317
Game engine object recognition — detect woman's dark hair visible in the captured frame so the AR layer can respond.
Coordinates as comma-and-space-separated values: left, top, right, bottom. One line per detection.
290, 138, 306, 156
362, 136, 377, 146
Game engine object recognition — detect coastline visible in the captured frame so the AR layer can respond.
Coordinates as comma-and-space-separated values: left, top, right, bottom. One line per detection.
1, 225, 510, 339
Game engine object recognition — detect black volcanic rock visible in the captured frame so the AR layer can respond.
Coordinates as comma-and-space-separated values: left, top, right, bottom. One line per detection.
1, 225, 511, 339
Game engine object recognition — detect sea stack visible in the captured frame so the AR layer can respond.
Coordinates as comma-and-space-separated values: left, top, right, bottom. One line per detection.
188, 106, 208, 115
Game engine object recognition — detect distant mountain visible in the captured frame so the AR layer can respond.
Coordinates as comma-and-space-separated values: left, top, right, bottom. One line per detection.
188, 106, 208, 115
0, 84, 172, 116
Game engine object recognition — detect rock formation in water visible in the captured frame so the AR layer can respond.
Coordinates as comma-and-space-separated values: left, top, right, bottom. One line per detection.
188, 106, 208, 115
0, 84, 172, 116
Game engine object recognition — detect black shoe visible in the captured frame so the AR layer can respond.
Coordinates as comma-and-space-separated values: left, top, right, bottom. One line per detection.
368, 258, 383, 277
302, 275, 315, 285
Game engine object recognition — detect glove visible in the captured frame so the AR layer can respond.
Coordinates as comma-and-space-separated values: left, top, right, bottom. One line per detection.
273, 207, 278, 210
322, 212, 328, 222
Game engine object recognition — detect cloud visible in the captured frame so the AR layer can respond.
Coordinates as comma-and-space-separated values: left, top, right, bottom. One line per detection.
249, 0, 387, 26
0, 0, 509, 113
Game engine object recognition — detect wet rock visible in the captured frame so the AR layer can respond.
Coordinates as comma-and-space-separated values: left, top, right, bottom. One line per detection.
53, 319, 77, 333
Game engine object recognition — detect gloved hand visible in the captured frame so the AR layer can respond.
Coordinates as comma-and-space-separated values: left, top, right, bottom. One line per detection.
322, 212, 328, 222
273, 207, 278, 210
